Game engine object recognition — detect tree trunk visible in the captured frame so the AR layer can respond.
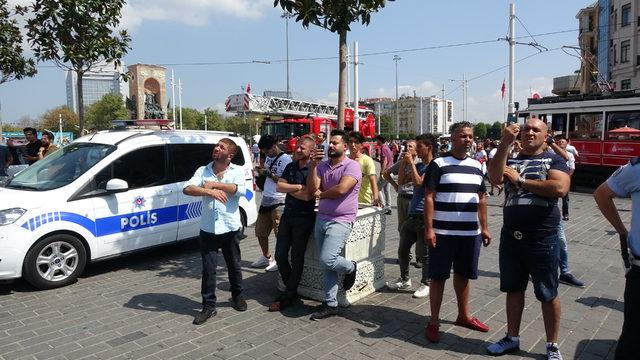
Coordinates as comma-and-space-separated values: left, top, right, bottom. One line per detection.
337, 30, 347, 130
76, 70, 85, 136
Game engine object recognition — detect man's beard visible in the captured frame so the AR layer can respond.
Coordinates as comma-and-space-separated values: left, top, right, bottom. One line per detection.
328, 149, 343, 158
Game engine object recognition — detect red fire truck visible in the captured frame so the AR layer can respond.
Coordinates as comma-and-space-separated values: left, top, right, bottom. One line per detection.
225, 93, 377, 153
521, 91, 640, 183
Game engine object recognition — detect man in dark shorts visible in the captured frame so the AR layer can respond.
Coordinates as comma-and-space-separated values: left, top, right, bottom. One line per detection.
487, 118, 570, 360
424, 121, 492, 343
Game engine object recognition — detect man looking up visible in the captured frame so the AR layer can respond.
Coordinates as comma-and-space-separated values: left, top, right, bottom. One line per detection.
183, 139, 248, 325
487, 119, 570, 360
269, 136, 317, 312
348, 131, 381, 206
424, 121, 492, 343
252, 135, 292, 272
307, 129, 361, 320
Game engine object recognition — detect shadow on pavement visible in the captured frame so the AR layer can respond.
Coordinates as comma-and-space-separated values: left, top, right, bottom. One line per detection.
574, 338, 617, 359
124, 293, 201, 317
575, 296, 623, 312
341, 303, 542, 359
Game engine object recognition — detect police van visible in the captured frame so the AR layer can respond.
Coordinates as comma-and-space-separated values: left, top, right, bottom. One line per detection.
0, 129, 257, 289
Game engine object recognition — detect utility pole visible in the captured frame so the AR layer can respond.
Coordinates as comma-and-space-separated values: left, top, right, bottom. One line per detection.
463, 73, 467, 123
0, 99, 3, 142
508, 3, 516, 123
171, 70, 176, 125
353, 41, 360, 131
393, 55, 401, 138
59, 113, 63, 145
282, 12, 294, 98
442, 84, 446, 134
419, 96, 423, 134
204, 113, 207, 131
178, 77, 183, 130
347, 44, 351, 109
376, 102, 381, 134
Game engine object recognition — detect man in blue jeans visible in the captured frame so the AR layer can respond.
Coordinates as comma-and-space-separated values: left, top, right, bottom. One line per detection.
487, 118, 570, 360
307, 129, 361, 320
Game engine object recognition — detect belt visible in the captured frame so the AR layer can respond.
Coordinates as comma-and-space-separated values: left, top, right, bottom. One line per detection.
504, 228, 555, 240
398, 193, 413, 200
504, 198, 552, 207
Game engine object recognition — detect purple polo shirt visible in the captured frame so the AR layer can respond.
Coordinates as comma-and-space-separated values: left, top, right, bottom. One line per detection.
380, 144, 393, 170
317, 157, 362, 223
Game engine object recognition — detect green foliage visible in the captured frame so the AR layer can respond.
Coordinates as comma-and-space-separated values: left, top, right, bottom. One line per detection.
487, 121, 503, 139
473, 122, 487, 139
378, 114, 393, 135
17, 0, 131, 135
273, 0, 392, 129
85, 93, 128, 130
40, 106, 79, 135
0, 0, 36, 84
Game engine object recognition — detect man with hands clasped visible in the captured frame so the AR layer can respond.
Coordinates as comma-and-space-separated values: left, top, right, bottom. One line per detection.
487, 119, 570, 360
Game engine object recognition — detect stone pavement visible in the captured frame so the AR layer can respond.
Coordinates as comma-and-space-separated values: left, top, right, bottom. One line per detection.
0, 191, 632, 360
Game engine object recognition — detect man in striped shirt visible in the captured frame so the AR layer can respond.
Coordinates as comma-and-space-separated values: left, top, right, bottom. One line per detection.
424, 121, 492, 343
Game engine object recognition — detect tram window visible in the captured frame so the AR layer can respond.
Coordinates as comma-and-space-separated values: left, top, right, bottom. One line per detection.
606, 111, 640, 140
550, 114, 567, 134
568, 113, 602, 140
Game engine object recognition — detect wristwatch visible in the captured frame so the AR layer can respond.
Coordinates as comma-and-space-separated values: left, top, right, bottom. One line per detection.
517, 176, 526, 188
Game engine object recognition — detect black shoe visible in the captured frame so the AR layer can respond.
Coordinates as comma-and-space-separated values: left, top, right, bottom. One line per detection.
232, 296, 248, 312
385, 209, 392, 215
413, 261, 422, 269
562, 216, 569, 221
193, 307, 217, 325
559, 273, 585, 287
310, 303, 338, 320
343, 261, 357, 291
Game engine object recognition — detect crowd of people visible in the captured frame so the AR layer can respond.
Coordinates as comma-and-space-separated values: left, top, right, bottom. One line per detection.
0, 127, 59, 180
182, 119, 638, 360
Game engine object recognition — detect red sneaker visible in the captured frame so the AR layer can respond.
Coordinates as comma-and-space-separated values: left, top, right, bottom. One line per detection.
425, 323, 440, 343
454, 317, 489, 332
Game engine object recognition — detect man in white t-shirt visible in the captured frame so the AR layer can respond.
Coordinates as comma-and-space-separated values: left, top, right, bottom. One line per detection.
253, 135, 292, 272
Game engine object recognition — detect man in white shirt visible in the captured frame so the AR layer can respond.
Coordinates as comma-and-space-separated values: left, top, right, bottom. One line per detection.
253, 135, 292, 272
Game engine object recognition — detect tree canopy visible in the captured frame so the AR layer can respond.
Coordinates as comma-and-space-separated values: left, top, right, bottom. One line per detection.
17, 0, 131, 135
41, 106, 79, 135
0, 0, 36, 85
273, 0, 392, 130
86, 93, 128, 130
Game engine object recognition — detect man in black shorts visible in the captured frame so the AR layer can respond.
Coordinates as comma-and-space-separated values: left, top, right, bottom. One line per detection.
424, 121, 492, 343
487, 118, 570, 360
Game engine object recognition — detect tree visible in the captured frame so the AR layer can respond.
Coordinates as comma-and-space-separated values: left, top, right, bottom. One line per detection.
18, 0, 131, 135
273, 0, 392, 130
180, 108, 204, 130
379, 114, 393, 135
0, 0, 36, 85
85, 93, 128, 130
488, 121, 503, 139
202, 108, 225, 131
473, 122, 487, 139
41, 106, 79, 136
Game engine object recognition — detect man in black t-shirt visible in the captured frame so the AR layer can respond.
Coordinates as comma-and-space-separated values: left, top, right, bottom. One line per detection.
269, 136, 317, 312
22, 127, 42, 165
487, 118, 570, 360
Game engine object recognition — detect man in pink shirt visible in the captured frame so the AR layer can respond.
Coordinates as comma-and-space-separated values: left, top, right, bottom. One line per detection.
307, 129, 362, 320
376, 135, 394, 215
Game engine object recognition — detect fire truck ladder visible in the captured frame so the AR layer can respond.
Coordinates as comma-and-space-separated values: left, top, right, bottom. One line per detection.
225, 93, 370, 119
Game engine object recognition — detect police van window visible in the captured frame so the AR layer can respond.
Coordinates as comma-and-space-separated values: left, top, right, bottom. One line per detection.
170, 143, 213, 182
111, 146, 168, 189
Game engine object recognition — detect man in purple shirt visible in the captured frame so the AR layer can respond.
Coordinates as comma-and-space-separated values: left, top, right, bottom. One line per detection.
376, 135, 393, 215
307, 129, 361, 320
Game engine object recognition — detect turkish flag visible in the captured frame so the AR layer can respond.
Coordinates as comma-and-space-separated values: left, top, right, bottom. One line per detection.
501, 80, 506, 100
246, 83, 251, 94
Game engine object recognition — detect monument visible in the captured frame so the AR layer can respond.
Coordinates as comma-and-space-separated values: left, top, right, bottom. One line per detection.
127, 64, 167, 120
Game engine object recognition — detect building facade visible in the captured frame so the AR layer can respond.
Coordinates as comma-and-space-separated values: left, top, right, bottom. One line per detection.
367, 96, 453, 135
576, 2, 599, 94
65, 61, 127, 114
609, 0, 639, 91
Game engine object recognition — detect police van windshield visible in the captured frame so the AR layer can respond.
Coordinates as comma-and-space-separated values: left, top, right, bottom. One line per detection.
6, 143, 116, 191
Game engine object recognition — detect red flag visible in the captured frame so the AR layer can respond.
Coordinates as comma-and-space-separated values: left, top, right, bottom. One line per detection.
246, 83, 251, 94
501, 80, 506, 100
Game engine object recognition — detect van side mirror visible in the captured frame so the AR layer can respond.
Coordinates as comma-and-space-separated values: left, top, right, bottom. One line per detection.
106, 178, 129, 193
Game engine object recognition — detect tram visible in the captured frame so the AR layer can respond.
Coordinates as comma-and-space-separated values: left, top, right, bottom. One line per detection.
521, 91, 640, 184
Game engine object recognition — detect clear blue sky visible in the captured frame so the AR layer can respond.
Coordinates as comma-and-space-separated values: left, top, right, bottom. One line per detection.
1, 0, 587, 125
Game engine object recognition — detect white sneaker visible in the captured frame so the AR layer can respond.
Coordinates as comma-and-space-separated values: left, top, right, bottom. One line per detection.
413, 284, 430, 298
386, 278, 412, 291
250, 255, 269, 268
265, 258, 278, 272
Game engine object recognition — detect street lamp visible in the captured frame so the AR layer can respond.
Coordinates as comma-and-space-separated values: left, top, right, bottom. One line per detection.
393, 55, 401, 138
281, 12, 295, 98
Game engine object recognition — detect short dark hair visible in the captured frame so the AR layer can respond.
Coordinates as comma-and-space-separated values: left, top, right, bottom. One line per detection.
258, 135, 277, 150
42, 130, 54, 141
451, 121, 473, 135
554, 134, 567, 141
23, 127, 37, 136
348, 131, 365, 144
330, 129, 349, 144
415, 133, 437, 148
375, 135, 386, 143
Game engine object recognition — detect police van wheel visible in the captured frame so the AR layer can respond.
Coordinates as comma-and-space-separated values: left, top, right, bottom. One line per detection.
23, 235, 87, 290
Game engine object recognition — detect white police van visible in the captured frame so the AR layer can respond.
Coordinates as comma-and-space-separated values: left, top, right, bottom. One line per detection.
0, 129, 257, 289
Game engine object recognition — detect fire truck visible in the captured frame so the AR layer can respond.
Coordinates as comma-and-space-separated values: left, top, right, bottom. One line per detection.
225, 93, 377, 153
521, 91, 640, 184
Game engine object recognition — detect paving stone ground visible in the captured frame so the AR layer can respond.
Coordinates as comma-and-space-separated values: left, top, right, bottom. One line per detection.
0, 190, 632, 360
